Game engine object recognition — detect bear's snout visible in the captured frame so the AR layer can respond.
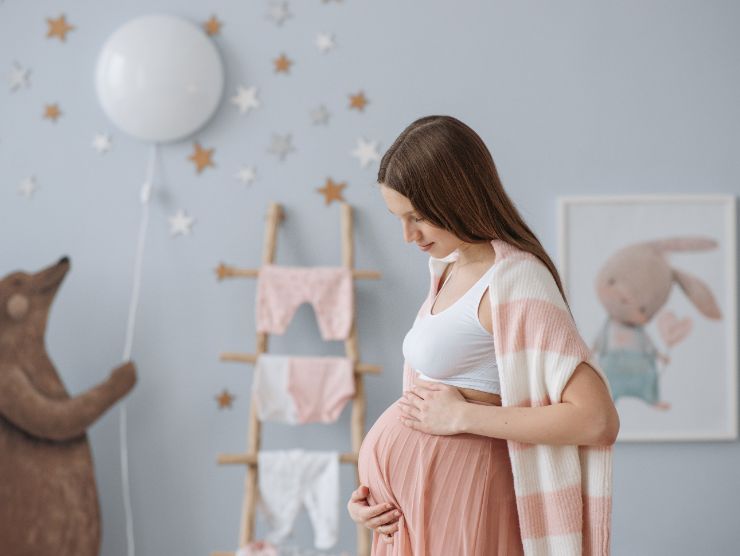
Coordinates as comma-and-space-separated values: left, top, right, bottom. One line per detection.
37, 257, 70, 294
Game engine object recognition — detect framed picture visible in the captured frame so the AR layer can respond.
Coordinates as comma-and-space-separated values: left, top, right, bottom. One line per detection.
558, 195, 737, 442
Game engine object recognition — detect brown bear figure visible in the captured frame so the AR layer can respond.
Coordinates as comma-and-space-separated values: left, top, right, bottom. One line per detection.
0, 256, 137, 555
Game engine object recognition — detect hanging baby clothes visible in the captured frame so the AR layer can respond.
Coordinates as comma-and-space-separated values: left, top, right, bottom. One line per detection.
252, 354, 355, 424
235, 540, 278, 556
257, 449, 339, 550
256, 264, 354, 341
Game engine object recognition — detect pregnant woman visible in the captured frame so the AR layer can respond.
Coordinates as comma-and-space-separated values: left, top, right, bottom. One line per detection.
350, 115, 620, 555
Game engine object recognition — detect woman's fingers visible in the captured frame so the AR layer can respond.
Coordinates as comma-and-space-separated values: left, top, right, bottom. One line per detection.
398, 400, 420, 417
398, 399, 417, 411
362, 502, 396, 521
378, 520, 400, 534
369, 508, 401, 528
407, 386, 428, 400
378, 520, 399, 544
350, 485, 369, 502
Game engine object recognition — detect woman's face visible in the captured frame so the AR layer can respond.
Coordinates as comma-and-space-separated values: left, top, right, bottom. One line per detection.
380, 183, 461, 258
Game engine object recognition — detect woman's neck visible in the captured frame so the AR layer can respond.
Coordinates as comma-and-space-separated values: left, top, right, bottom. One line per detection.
455, 241, 496, 267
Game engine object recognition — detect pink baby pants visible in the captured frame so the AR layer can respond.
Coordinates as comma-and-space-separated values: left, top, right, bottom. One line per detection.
256, 264, 354, 340
235, 540, 278, 556
252, 354, 356, 424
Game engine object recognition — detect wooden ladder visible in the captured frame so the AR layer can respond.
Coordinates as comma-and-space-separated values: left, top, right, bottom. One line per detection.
212, 201, 381, 556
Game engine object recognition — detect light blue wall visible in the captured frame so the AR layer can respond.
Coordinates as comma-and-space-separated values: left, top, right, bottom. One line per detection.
2, 1, 739, 555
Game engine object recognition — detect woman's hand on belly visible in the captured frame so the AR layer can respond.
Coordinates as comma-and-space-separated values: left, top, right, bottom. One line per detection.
347, 485, 402, 545
398, 378, 468, 435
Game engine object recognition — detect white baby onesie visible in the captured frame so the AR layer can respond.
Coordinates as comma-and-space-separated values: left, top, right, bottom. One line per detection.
257, 449, 339, 549
252, 354, 299, 424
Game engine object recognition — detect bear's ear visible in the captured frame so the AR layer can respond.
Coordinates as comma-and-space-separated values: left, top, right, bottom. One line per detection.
7, 294, 29, 321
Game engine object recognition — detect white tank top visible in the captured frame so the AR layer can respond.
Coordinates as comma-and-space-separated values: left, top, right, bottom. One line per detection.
402, 262, 501, 394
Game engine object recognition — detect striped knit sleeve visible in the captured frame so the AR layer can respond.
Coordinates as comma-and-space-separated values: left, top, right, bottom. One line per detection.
489, 251, 614, 555
489, 253, 613, 405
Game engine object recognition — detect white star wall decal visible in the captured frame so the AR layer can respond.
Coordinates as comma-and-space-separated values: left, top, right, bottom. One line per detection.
231, 85, 260, 114
350, 137, 381, 168
18, 176, 37, 198
310, 105, 331, 125
267, 1, 292, 26
169, 209, 195, 236
315, 32, 335, 53
9, 62, 30, 91
267, 133, 295, 161
235, 165, 257, 185
92, 132, 112, 154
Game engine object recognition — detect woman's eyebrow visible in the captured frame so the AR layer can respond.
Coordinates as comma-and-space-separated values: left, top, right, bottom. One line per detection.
387, 208, 415, 216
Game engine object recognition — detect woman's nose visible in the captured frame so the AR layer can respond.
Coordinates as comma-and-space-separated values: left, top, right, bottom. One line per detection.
402, 221, 419, 243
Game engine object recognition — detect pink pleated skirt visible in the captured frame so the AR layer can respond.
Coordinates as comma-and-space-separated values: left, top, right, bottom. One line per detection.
358, 397, 524, 555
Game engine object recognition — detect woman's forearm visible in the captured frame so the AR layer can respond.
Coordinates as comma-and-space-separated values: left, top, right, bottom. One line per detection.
457, 401, 611, 446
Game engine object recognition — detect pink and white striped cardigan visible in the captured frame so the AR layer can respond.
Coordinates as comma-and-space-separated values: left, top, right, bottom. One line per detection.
402, 238, 614, 556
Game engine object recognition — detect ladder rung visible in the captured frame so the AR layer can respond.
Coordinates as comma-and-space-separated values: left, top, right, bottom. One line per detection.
218, 451, 359, 465
216, 263, 381, 281
219, 352, 381, 374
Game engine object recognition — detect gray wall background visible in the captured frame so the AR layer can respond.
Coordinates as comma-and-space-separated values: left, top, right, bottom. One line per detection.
2, 0, 739, 554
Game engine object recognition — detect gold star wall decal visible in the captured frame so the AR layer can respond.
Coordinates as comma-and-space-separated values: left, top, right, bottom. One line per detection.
215, 263, 230, 280
46, 14, 75, 42
317, 177, 347, 205
188, 142, 215, 173
349, 91, 369, 111
216, 389, 235, 409
203, 15, 222, 36
273, 53, 293, 74
43, 103, 62, 122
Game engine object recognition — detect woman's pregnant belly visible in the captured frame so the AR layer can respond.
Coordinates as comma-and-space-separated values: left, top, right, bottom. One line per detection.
357, 397, 523, 555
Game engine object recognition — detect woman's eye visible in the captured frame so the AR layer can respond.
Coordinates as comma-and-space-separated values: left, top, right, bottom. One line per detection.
414, 217, 424, 222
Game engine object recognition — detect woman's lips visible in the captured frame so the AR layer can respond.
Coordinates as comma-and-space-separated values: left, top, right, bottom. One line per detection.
419, 242, 434, 252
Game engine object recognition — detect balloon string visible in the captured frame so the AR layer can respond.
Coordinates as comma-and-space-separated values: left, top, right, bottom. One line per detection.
123, 143, 157, 360
120, 142, 158, 556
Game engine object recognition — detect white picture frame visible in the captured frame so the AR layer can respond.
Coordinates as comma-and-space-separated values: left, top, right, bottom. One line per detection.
558, 194, 737, 442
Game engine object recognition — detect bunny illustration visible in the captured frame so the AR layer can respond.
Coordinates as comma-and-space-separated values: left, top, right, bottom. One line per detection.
591, 237, 722, 410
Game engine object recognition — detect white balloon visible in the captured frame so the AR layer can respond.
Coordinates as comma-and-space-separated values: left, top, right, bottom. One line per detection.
95, 14, 224, 143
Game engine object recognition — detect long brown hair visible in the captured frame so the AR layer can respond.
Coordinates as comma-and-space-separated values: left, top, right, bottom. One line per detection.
377, 114, 572, 313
